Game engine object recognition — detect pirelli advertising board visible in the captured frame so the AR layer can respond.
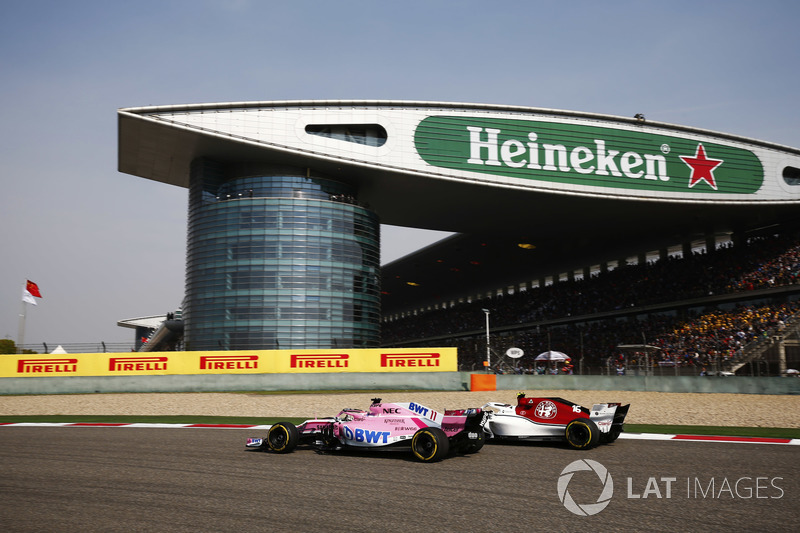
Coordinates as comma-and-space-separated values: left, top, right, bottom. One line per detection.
0, 348, 456, 378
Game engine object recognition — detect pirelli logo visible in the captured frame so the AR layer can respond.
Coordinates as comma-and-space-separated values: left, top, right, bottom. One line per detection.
109, 356, 168, 372
199, 355, 259, 370
290, 353, 349, 369
380, 352, 440, 368
17, 358, 78, 374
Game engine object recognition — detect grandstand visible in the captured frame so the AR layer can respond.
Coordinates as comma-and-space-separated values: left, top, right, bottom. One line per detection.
381, 231, 800, 376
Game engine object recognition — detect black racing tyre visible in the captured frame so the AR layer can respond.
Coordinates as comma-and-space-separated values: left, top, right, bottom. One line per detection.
565, 418, 600, 450
411, 427, 450, 462
461, 431, 485, 454
266, 422, 299, 453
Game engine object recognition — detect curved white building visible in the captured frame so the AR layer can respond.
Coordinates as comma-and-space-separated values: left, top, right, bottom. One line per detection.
118, 101, 800, 347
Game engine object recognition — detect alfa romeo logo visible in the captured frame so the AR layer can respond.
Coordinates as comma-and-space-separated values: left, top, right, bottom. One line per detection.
557, 459, 614, 516
534, 400, 557, 419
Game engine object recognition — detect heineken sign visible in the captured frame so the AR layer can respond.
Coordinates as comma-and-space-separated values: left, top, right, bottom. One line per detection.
414, 116, 763, 194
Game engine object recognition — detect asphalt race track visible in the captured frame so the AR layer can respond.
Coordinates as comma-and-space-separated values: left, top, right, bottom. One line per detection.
0, 427, 797, 532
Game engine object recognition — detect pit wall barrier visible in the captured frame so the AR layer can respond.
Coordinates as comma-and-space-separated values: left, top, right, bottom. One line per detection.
0, 372, 464, 395
475, 374, 800, 395
0, 371, 798, 396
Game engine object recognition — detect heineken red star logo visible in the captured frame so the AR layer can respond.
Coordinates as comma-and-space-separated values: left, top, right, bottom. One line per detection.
679, 143, 723, 190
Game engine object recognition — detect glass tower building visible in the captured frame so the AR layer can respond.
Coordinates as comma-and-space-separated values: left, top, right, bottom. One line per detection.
184, 160, 381, 350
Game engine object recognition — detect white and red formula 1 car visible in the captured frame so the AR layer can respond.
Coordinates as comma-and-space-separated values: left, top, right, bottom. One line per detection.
481, 393, 629, 449
246, 398, 487, 462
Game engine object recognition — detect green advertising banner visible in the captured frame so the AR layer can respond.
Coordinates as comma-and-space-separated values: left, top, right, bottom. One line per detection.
414, 116, 763, 194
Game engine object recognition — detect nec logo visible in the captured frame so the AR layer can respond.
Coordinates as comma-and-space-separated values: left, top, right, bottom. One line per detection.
380, 353, 440, 368
108, 356, 168, 372
17, 358, 78, 374
290, 354, 349, 368
199, 355, 258, 370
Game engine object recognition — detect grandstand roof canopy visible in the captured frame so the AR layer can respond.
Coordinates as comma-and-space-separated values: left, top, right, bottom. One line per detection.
118, 100, 800, 315
117, 315, 167, 330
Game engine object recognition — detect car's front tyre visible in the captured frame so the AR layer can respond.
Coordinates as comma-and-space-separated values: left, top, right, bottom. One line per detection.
266, 422, 299, 453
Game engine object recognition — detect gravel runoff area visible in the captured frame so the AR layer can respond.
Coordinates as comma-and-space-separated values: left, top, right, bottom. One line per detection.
1, 390, 799, 428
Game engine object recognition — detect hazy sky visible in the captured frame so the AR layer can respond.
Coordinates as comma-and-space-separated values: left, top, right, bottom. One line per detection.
2, 0, 799, 347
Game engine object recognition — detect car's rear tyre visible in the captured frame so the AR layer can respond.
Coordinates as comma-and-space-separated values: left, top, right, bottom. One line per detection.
461, 431, 485, 454
266, 422, 299, 453
565, 418, 600, 449
411, 427, 450, 462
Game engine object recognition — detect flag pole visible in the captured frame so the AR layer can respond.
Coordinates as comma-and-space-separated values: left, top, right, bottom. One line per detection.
18, 280, 43, 353
18, 284, 27, 354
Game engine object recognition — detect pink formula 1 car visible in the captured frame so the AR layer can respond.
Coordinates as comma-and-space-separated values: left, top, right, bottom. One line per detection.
481, 393, 629, 450
246, 398, 487, 462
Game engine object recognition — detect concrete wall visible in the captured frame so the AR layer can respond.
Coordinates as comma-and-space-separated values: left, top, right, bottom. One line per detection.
491, 374, 800, 395
1, 372, 798, 396
0, 372, 465, 395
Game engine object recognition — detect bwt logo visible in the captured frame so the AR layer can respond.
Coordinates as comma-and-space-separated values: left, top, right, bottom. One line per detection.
343, 426, 390, 444
199, 355, 258, 370
109, 356, 168, 372
290, 353, 349, 369
380, 352, 440, 368
408, 402, 430, 416
17, 358, 78, 374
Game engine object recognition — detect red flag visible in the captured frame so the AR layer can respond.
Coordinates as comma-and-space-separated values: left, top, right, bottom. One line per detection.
26, 280, 42, 298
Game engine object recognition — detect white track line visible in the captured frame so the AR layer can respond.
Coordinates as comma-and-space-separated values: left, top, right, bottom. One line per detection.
2, 423, 797, 444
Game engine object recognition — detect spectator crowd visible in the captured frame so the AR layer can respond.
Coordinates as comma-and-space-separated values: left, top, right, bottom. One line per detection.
382, 232, 800, 372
